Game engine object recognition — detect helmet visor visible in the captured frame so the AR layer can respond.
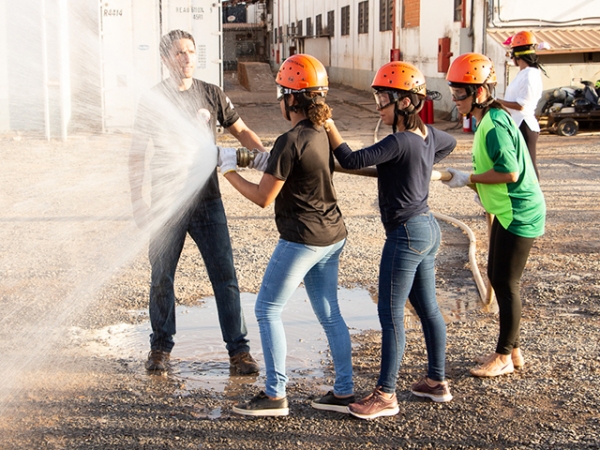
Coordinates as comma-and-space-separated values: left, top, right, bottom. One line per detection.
449, 87, 470, 101
276, 85, 286, 101
373, 90, 398, 111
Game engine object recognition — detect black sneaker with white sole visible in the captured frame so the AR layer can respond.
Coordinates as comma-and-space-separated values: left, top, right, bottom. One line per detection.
311, 391, 355, 413
232, 391, 289, 417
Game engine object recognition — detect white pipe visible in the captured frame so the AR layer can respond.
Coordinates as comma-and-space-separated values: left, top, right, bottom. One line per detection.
58, 0, 71, 141
432, 212, 490, 305
41, 0, 51, 141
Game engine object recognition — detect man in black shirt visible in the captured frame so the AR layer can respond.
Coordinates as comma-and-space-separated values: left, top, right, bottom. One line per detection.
129, 29, 263, 375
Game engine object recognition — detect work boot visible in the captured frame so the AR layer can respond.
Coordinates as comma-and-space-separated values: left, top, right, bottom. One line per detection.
230, 351, 259, 375
145, 350, 170, 374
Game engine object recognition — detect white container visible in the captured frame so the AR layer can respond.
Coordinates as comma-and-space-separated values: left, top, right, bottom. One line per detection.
99, 0, 222, 132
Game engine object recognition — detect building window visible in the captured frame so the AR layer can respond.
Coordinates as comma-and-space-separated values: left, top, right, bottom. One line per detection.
327, 10, 335, 36
297, 19, 303, 37
316, 14, 322, 36
278, 26, 282, 43
402, 0, 420, 28
341, 5, 350, 36
454, 0, 464, 24
358, 1, 369, 34
380, 0, 392, 31
307, 17, 313, 37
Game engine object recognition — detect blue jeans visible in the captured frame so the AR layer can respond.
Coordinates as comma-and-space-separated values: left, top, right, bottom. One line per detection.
255, 238, 353, 399
377, 212, 446, 393
148, 198, 249, 356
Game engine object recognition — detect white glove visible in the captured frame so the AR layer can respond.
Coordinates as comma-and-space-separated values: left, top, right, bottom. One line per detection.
443, 168, 471, 188
474, 193, 483, 208
249, 151, 270, 172
218, 147, 237, 175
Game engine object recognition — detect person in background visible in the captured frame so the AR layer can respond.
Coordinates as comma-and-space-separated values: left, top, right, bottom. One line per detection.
219, 54, 354, 417
498, 31, 547, 179
129, 29, 263, 376
325, 61, 456, 420
444, 52, 546, 378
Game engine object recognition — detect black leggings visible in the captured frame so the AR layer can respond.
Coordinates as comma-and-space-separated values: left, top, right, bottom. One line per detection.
488, 218, 535, 355
519, 121, 540, 179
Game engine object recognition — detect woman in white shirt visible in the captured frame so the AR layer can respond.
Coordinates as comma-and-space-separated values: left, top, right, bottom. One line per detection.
499, 31, 547, 179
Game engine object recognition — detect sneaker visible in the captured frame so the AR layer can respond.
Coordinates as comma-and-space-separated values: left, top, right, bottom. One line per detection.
232, 391, 289, 417
311, 391, 355, 413
145, 350, 170, 373
230, 351, 259, 375
411, 377, 453, 402
348, 387, 399, 420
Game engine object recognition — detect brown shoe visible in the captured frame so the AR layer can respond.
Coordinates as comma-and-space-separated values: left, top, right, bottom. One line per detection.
411, 377, 453, 402
145, 350, 170, 373
348, 387, 399, 420
230, 351, 259, 375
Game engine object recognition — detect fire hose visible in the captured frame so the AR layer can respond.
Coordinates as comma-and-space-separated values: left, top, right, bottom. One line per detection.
235, 147, 491, 305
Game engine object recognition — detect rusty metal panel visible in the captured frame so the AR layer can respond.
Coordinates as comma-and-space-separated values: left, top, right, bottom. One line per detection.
488, 27, 600, 54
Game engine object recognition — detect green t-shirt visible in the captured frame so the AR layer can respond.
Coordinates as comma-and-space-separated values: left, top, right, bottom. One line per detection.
472, 108, 545, 238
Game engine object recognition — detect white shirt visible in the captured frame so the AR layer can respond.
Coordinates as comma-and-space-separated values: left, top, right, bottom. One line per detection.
504, 66, 543, 132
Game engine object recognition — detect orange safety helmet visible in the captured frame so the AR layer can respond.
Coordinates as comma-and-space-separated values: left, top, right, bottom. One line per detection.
276, 54, 328, 92
510, 31, 536, 48
371, 61, 426, 95
446, 53, 497, 86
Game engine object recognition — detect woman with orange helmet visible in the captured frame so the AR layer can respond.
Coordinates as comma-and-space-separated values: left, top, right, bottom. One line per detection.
498, 30, 547, 178
219, 54, 354, 417
444, 53, 546, 378
325, 61, 456, 419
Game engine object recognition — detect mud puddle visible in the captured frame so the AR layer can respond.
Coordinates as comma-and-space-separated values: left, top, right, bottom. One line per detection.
68, 286, 481, 397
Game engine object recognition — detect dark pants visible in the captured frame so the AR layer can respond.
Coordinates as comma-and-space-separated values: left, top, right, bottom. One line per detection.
148, 198, 249, 356
488, 218, 535, 355
519, 121, 540, 179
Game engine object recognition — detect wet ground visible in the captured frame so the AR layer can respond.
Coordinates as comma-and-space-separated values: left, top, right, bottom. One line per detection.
0, 79, 599, 449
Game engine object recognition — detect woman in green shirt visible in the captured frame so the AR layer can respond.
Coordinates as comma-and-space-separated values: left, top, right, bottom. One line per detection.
443, 53, 545, 378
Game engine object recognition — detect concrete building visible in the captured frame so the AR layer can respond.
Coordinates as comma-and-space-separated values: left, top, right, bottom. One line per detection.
0, 0, 223, 137
1, 0, 598, 136
266, 0, 600, 114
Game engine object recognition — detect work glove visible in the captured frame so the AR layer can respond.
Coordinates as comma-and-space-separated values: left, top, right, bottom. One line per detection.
443, 168, 471, 188
249, 151, 270, 172
218, 147, 238, 175
474, 193, 483, 208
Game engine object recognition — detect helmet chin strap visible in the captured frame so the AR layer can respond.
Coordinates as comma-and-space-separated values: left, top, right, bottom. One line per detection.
470, 95, 495, 114
283, 94, 294, 121
392, 99, 419, 132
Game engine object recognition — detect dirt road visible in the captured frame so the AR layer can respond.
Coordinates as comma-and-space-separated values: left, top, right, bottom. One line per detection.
0, 83, 598, 449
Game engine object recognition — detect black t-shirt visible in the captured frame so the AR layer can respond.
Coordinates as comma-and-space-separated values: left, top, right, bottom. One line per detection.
265, 119, 347, 246
334, 126, 456, 234
133, 78, 240, 203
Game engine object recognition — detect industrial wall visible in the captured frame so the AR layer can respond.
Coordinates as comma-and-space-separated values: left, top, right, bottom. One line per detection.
0, 0, 223, 136
267, 0, 600, 115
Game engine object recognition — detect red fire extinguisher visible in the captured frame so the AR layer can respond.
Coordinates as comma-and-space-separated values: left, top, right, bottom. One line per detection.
462, 114, 471, 133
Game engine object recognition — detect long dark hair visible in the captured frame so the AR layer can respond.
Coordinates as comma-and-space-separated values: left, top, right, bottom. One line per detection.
400, 93, 426, 134
512, 45, 548, 77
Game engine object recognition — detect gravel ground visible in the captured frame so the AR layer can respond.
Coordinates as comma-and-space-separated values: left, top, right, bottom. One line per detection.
0, 84, 599, 449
